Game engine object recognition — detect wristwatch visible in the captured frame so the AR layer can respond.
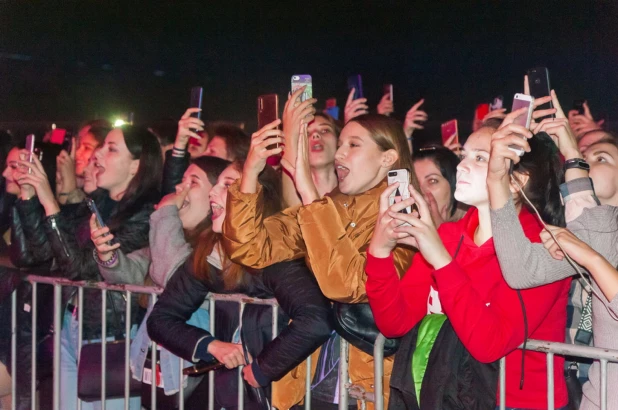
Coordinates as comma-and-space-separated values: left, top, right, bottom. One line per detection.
564, 158, 590, 172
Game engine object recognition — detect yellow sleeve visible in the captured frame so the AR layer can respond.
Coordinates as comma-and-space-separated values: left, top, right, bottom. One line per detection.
222, 181, 306, 268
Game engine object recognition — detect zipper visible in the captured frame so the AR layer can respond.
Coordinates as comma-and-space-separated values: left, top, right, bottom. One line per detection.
49, 215, 70, 258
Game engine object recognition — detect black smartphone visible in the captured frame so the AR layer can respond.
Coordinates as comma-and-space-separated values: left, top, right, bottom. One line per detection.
347, 75, 364, 100
573, 99, 585, 115
189, 86, 204, 134
87, 198, 116, 245
182, 360, 225, 376
527, 67, 554, 120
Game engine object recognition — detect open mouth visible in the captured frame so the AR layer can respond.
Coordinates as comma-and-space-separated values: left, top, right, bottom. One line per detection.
210, 202, 224, 219
180, 199, 189, 210
335, 163, 350, 182
310, 142, 324, 152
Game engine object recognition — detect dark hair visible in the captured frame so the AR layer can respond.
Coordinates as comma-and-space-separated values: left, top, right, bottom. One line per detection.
209, 122, 250, 161
349, 114, 420, 192
513, 131, 565, 227
587, 137, 618, 152
88, 125, 112, 146
194, 161, 282, 289
81, 118, 112, 130
108, 125, 163, 230
413, 146, 461, 217
148, 118, 178, 147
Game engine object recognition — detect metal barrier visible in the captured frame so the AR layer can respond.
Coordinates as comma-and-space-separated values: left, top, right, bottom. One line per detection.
8, 274, 313, 410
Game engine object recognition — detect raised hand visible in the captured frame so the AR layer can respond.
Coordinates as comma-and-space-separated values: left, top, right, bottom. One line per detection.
280, 123, 319, 205
568, 100, 604, 137
344, 88, 368, 124
155, 183, 190, 211
377, 93, 394, 116
15, 150, 60, 215
174, 108, 204, 152
56, 139, 77, 204
403, 99, 428, 138
89, 214, 121, 262
207, 340, 247, 369
240, 119, 284, 194
282, 87, 316, 166
532, 90, 580, 159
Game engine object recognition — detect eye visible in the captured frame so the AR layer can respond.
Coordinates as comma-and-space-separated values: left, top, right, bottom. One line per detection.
596, 156, 607, 163
350, 143, 360, 148
475, 155, 487, 162
457, 153, 466, 160
428, 178, 439, 185
320, 128, 330, 134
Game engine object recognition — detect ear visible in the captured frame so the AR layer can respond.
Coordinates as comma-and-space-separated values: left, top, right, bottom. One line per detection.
509, 171, 530, 195
129, 159, 140, 176
381, 149, 399, 169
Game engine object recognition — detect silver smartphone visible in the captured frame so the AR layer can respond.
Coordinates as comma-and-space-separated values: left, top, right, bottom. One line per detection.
387, 169, 412, 214
509, 93, 535, 156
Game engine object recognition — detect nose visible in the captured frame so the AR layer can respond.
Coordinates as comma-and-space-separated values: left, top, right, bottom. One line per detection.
456, 158, 469, 174
310, 130, 321, 140
335, 145, 346, 161
2, 167, 9, 179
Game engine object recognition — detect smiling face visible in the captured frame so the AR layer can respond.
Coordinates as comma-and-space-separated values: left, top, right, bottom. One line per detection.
334, 122, 395, 195
75, 132, 99, 176
454, 127, 493, 207
209, 164, 241, 233
583, 141, 618, 205
94, 128, 139, 198
414, 158, 453, 216
2, 148, 21, 195
177, 164, 214, 230
307, 115, 338, 169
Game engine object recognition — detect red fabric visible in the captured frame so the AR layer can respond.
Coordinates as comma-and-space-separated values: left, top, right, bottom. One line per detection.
366, 207, 570, 408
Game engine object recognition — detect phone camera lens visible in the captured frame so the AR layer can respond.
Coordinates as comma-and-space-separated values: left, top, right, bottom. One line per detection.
388, 171, 396, 177
534, 78, 541, 84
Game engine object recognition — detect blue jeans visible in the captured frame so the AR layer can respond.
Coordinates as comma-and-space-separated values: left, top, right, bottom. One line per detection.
60, 310, 140, 410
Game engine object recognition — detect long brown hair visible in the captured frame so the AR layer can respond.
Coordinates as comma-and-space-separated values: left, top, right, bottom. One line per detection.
349, 114, 420, 191
193, 161, 282, 290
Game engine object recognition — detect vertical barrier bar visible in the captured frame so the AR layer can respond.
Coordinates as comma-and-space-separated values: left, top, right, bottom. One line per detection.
77, 287, 84, 410
546, 352, 554, 410
178, 351, 185, 410
124, 291, 131, 410
373, 334, 385, 410
208, 297, 215, 410
338, 337, 349, 410
101, 289, 107, 410
238, 301, 245, 410
305, 355, 312, 410
601, 359, 608, 410
31, 282, 37, 410
151, 293, 158, 410
53, 284, 61, 410
272, 304, 279, 407
10, 290, 17, 410
499, 357, 505, 410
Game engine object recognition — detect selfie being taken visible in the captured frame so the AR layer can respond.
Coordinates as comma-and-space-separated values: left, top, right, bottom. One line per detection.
0, 2, 617, 410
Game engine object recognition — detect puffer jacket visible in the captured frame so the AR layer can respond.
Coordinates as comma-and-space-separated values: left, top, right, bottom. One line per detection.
222, 179, 415, 408
147, 258, 333, 409
18, 191, 155, 339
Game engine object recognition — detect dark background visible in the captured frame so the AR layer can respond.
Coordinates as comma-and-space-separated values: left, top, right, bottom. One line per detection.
1, 1, 617, 145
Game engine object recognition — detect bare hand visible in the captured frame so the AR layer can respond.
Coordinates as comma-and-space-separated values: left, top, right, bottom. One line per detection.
540, 225, 598, 266
56, 142, 77, 203
155, 183, 190, 211
282, 87, 316, 165
344, 88, 368, 124
243, 363, 260, 387
174, 108, 204, 151
568, 100, 604, 137
280, 123, 318, 205
15, 151, 59, 215
244, 119, 284, 178
403, 99, 427, 138
487, 108, 533, 182
424, 191, 447, 227
377, 93, 394, 116
89, 214, 121, 262
207, 340, 247, 369
483, 108, 507, 122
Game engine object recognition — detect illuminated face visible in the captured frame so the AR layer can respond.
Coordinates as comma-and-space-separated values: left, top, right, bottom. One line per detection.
334, 122, 394, 195
204, 136, 231, 161
2, 148, 21, 195
307, 116, 337, 169
454, 128, 493, 207
584, 142, 618, 205
82, 152, 99, 194
209, 165, 241, 233
176, 164, 214, 230
414, 158, 453, 217
95, 129, 139, 198
75, 132, 99, 176
188, 132, 209, 158
578, 130, 611, 154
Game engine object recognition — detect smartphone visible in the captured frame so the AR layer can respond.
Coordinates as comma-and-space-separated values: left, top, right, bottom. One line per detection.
347, 75, 363, 100
25, 134, 35, 174
490, 95, 504, 111
62, 134, 73, 153
383, 84, 394, 101
573, 99, 585, 115
527, 67, 554, 120
291, 75, 312, 102
387, 169, 412, 214
87, 198, 117, 245
325, 98, 337, 109
189, 86, 204, 134
257, 94, 279, 150
509, 93, 535, 156
441, 119, 458, 145
182, 360, 225, 376
475, 104, 490, 123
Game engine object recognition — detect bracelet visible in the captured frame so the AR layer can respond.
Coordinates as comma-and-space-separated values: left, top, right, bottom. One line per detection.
172, 146, 186, 153
93, 248, 118, 267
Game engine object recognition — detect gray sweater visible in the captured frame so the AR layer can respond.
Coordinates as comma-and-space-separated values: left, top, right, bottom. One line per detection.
491, 193, 618, 410
98, 205, 192, 287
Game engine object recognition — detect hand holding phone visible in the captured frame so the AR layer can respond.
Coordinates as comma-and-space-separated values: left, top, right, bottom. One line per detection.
25, 134, 36, 174
378, 85, 394, 117
87, 198, 118, 248
509, 93, 535, 156
441, 120, 459, 146
526, 67, 554, 121
189, 86, 204, 137
291, 75, 312, 102
347, 75, 363, 100
387, 169, 412, 214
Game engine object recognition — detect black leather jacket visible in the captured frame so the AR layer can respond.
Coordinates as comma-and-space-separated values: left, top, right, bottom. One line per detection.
148, 258, 333, 385
161, 150, 190, 196
18, 193, 155, 339
10, 199, 54, 269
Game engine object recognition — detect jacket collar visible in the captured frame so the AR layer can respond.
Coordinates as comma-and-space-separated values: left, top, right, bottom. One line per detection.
329, 179, 388, 210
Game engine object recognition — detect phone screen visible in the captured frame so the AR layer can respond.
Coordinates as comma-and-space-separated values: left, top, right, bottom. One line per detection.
441, 120, 458, 145
347, 75, 363, 100
291, 75, 312, 102
512, 96, 533, 128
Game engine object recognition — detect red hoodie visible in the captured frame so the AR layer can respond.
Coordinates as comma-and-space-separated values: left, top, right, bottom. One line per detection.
366, 206, 569, 408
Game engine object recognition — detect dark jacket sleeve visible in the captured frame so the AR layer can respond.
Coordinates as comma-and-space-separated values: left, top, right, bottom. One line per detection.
162, 150, 190, 196
147, 262, 213, 362
42, 203, 152, 281
253, 259, 333, 384
10, 199, 54, 268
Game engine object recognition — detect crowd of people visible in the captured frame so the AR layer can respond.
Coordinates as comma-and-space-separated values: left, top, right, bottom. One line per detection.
0, 77, 616, 410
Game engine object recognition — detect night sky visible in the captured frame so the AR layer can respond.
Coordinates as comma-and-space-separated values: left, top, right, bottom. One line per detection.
1, 1, 617, 145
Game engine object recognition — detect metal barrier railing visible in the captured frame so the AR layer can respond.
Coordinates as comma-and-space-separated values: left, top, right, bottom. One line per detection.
10, 275, 618, 410
8, 275, 314, 410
